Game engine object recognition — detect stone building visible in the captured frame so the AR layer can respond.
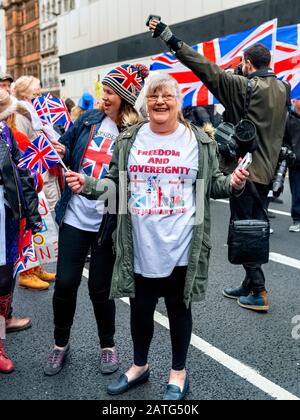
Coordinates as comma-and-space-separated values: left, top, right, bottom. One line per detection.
39, 0, 75, 95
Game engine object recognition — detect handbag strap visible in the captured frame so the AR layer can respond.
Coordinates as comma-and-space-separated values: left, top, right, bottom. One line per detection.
244, 79, 253, 119
248, 181, 269, 222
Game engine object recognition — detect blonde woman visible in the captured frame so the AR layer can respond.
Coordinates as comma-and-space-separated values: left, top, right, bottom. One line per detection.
66, 74, 249, 400
43, 64, 149, 377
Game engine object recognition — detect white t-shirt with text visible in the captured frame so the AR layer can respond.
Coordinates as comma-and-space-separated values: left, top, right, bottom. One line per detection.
128, 123, 199, 278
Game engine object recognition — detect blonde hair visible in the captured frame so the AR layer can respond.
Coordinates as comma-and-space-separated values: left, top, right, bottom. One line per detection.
13, 76, 36, 100
71, 105, 86, 122
100, 99, 142, 128
6, 113, 16, 130
144, 74, 192, 132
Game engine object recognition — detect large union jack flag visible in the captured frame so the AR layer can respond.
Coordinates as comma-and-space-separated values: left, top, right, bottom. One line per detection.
18, 134, 60, 174
82, 132, 115, 179
14, 221, 35, 277
275, 24, 300, 100
150, 19, 277, 107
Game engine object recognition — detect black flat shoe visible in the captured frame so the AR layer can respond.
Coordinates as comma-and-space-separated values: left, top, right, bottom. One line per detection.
107, 369, 150, 396
163, 376, 190, 400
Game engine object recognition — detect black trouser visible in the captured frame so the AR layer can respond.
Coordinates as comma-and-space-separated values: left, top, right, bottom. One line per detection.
53, 223, 116, 348
289, 166, 300, 223
230, 182, 270, 294
130, 267, 192, 371
0, 264, 14, 297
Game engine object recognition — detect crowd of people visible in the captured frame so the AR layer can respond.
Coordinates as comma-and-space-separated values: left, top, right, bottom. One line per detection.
0, 15, 299, 401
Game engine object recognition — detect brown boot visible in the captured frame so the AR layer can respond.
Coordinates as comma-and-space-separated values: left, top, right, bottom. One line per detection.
0, 294, 14, 374
32, 266, 56, 283
6, 317, 32, 334
19, 272, 49, 291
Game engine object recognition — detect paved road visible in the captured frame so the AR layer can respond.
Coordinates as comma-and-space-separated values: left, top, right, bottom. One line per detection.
1, 185, 300, 401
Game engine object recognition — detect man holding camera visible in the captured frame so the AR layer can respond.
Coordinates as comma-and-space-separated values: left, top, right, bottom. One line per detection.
148, 18, 289, 313
284, 97, 300, 233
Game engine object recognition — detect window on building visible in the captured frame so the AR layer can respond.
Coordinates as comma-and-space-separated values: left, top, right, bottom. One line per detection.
48, 31, 52, 49
32, 32, 37, 52
64, 0, 69, 12
54, 64, 58, 84
43, 34, 46, 51
47, 1, 50, 20
9, 38, 14, 59
70, 0, 75, 10
27, 34, 32, 55
53, 29, 57, 47
57, 0, 62, 14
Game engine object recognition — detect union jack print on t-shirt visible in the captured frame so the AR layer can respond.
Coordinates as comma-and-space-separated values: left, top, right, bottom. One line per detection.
82, 129, 115, 179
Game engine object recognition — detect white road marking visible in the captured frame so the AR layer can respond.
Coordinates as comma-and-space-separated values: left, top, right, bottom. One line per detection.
82, 268, 299, 400
269, 253, 300, 270
215, 199, 291, 217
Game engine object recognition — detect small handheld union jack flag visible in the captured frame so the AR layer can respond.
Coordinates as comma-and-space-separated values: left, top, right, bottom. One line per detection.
45, 94, 73, 131
32, 96, 52, 126
14, 220, 35, 276
18, 134, 61, 174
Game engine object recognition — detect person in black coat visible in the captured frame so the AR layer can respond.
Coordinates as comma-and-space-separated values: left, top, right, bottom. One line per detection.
0, 121, 42, 374
284, 98, 300, 232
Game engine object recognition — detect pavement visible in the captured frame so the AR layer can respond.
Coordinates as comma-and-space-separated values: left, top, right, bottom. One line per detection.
1, 184, 300, 401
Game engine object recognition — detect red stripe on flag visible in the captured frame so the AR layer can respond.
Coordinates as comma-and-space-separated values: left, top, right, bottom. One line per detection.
170, 71, 201, 84
203, 41, 217, 62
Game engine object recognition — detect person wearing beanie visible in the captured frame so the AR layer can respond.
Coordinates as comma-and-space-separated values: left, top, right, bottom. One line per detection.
0, 88, 56, 292
44, 63, 149, 377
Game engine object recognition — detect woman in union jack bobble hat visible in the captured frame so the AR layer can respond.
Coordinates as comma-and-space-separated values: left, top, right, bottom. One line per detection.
43, 63, 149, 377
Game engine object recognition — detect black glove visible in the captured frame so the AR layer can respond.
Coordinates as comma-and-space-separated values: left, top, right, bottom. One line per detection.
153, 22, 182, 52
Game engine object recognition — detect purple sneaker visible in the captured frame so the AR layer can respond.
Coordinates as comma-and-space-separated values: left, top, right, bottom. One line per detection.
44, 344, 70, 376
100, 349, 119, 375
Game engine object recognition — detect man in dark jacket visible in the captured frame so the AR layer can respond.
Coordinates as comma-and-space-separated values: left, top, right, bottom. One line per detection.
285, 97, 300, 232
149, 19, 289, 313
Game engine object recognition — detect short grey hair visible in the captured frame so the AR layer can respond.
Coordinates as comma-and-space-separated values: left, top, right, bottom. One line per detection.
144, 73, 182, 110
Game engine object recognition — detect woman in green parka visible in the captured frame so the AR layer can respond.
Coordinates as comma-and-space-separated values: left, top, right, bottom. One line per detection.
65, 74, 249, 400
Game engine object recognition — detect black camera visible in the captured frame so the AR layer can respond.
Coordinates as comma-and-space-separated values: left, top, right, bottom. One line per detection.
215, 119, 258, 159
146, 15, 161, 27
272, 146, 296, 197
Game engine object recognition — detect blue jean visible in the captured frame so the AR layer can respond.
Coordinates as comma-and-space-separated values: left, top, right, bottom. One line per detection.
289, 166, 300, 223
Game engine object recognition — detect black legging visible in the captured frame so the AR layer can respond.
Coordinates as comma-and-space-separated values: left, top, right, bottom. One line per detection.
0, 264, 14, 296
130, 267, 192, 371
53, 223, 116, 348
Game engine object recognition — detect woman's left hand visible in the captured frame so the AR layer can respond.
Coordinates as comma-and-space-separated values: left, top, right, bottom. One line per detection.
230, 167, 249, 191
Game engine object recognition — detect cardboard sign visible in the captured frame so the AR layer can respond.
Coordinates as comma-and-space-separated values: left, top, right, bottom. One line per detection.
22, 192, 58, 271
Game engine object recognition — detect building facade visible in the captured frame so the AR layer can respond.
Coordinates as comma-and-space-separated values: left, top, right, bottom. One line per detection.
39, 0, 75, 95
0, 2, 6, 73
3, 0, 40, 81
57, 0, 300, 102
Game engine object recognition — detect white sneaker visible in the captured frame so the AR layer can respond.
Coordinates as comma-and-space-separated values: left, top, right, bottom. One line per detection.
289, 223, 300, 233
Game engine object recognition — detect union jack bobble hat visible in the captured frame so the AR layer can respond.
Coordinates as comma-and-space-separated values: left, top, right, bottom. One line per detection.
102, 64, 149, 106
